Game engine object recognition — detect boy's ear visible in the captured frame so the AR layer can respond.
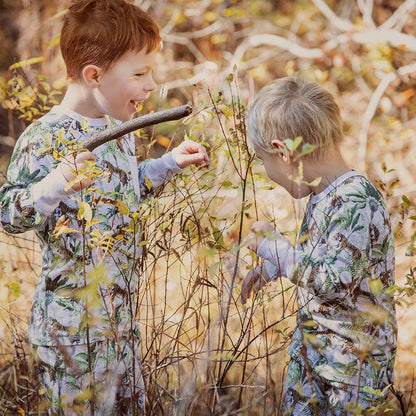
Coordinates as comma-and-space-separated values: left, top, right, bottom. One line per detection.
82, 65, 102, 87
271, 139, 290, 164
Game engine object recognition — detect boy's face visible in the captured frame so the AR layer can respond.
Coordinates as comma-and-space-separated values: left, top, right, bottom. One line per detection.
254, 145, 310, 199
92, 48, 157, 121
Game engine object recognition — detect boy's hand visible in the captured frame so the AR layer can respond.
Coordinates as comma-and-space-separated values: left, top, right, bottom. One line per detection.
61, 151, 96, 192
172, 140, 209, 169
247, 221, 275, 252
241, 264, 270, 304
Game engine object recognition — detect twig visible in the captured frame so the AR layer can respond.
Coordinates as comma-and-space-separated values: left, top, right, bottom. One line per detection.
311, 0, 354, 31
159, 63, 218, 99
380, 0, 416, 31
358, 62, 416, 170
162, 33, 206, 62
228, 33, 323, 75
83, 105, 192, 151
325, 29, 416, 52
163, 20, 224, 39
357, 0, 376, 29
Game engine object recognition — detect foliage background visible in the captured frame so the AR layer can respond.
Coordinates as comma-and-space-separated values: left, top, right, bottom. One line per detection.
0, 0, 416, 414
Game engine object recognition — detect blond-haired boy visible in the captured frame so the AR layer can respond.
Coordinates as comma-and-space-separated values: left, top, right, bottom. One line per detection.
242, 77, 396, 414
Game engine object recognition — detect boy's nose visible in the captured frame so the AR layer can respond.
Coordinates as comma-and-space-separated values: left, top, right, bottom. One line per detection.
144, 73, 156, 92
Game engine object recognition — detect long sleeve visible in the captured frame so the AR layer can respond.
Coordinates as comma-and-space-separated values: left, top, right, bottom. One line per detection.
257, 173, 395, 304
137, 152, 183, 199
257, 201, 373, 299
0, 126, 72, 233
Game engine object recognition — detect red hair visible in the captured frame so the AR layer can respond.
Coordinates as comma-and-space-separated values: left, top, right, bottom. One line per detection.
60, 0, 161, 80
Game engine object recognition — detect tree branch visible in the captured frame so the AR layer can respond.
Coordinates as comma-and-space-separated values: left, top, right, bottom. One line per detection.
228, 33, 323, 75
325, 29, 416, 52
358, 62, 416, 170
380, 0, 416, 31
311, 0, 354, 31
83, 105, 192, 151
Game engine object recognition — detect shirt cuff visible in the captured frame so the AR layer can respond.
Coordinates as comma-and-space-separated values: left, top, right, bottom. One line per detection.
32, 165, 73, 216
257, 230, 291, 277
263, 260, 279, 282
144, 152, 183, 187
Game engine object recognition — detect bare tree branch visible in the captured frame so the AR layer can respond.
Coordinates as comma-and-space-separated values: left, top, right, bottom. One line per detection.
358, 62, 416, 170
229, 33, 324, 75
311, 0, 354, 31
380, 0, 416, 31
83, 105, 192, 151
325, 28, 416, 52
357, 0, 376, 29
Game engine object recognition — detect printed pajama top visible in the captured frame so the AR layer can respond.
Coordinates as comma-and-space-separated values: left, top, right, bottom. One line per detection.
0, 105, 182, 347
258, 170, 397, 390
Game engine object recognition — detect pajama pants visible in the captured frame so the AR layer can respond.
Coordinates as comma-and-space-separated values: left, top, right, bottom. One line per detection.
33, 337, 145, 415
282, 354, 388, 415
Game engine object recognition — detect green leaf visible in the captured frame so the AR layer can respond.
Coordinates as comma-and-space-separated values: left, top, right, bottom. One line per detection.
368, 277, 384, 298
221, 180, 233, 187
402, 195, 411, 208
292, 136, 303, 151
9, 282, 20, 298
283, 139, 294, 152
294, 143, 317, 161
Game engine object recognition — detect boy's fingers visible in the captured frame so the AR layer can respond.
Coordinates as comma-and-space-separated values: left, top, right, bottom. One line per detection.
185, 152, 208, 165
75, 151, 95, 164
241, 269, 258, 305
182, 141, 209, 160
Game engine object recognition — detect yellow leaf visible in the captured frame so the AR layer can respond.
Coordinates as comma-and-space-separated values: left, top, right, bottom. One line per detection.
204, 11, 217, 22
211, 33, 228, 45
48, 33, 61, 49
85, 219, 101, 230
156, 135, 171, 148
116, 199, 130, 216
302, 320, 318, 329
53, 225, 80, 238
217, 104, 233, 118
52, 77, 67, 90
78, 202, 93, 222
144, 177, 152, 191
9, 57, 45, 70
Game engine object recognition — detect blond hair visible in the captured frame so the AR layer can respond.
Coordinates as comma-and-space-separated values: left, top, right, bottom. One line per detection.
247, 77, 343, 160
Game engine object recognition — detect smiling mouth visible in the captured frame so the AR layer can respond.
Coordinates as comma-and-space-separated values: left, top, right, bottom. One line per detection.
130, 100, 143, 111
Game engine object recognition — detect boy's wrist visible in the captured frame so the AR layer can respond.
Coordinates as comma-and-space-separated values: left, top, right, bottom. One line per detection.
169, 150, 184, 172
32, 166, 74, 216
257, 230, 289, 277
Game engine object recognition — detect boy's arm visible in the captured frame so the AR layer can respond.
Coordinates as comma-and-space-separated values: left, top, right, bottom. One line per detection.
254, 199, 387, 298
240, 261, 278, 304
0, 136, 90, 234
0, 163, 69, 233
138, 140, 208, 196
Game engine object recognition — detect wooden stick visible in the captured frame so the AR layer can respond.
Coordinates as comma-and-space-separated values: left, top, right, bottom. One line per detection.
83, 104, 192, 151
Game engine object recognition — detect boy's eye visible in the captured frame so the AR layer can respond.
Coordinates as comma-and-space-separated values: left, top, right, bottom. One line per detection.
135, 69, 152, 78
